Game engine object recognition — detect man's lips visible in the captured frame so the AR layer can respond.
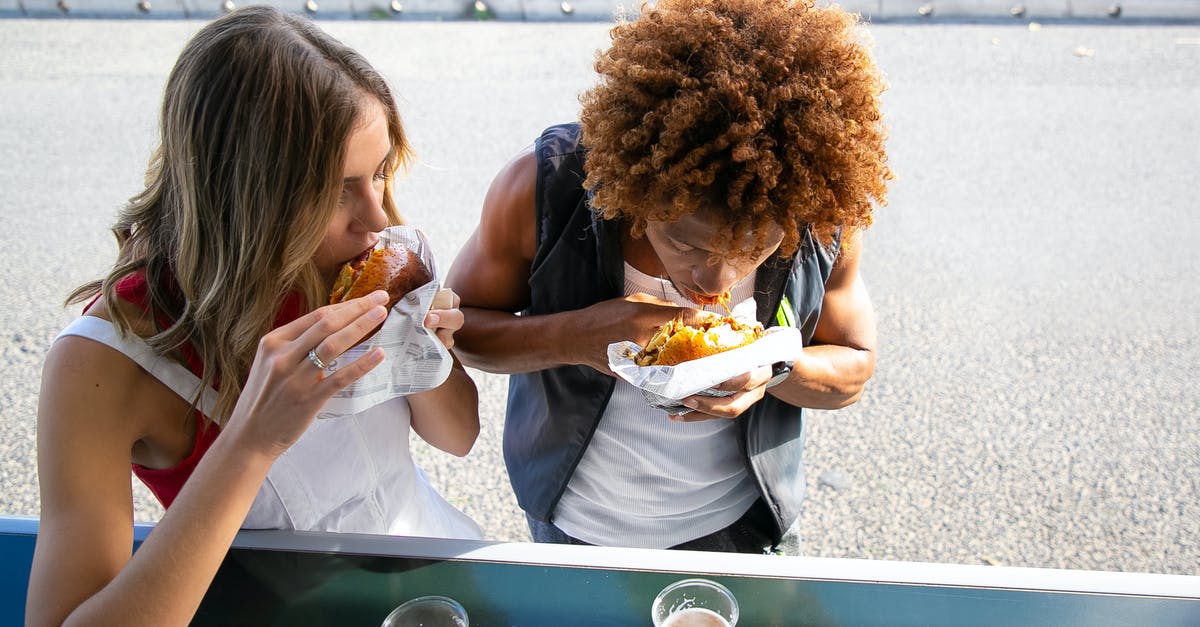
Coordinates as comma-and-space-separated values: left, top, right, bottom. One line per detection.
679, 285, 721, 306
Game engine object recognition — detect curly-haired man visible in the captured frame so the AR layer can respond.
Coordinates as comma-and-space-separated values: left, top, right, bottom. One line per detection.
447, 0, 891, 553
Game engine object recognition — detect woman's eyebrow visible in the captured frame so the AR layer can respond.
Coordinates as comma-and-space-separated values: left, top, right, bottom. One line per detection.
377, 146, 396, 170
342, 147, 396, 184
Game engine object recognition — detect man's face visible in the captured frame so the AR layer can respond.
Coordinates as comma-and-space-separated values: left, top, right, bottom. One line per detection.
643, 208, 784, 304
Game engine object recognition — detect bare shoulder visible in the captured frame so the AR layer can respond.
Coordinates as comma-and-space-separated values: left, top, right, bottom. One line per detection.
811, 228, 876, 350
40, 319, 158, 450
37, 328, 147, 498
42, 295, 187, 452
478, 145, 538, 261
827, 228, 866, 289
447, 146, 538, 311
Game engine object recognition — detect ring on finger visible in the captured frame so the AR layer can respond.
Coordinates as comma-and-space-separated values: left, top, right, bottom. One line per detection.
306, 348, 330, 370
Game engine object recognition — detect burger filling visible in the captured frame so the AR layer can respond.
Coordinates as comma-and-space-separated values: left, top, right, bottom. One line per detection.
329, 249, 375, 304
634, 315, 763, 367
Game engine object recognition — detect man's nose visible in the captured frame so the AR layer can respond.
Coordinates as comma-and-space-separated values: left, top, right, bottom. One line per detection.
692, 261, 741, 295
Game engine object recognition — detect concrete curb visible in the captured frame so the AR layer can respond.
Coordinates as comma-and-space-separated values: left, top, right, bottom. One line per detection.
1, 0, 1197, 23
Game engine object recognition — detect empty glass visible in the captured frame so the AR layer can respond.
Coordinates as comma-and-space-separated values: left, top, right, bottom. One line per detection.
381, 595, 469, 627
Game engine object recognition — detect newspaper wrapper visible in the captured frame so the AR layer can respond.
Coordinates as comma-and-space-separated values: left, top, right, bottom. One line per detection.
607, 326, 804, 415
315, 226, 453, 420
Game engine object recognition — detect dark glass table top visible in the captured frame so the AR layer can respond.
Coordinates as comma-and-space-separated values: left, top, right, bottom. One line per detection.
4, 517, 1198, 626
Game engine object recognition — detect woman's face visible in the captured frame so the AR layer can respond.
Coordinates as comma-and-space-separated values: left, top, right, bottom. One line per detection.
314, 97, 394, 283
643, 208, 784, 304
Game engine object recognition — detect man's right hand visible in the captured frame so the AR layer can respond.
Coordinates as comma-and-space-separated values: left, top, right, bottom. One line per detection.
569, 293, 719, 375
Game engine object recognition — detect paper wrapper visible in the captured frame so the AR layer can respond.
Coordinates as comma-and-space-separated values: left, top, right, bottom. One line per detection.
315, 226, 453, 420
607, 326, 804, 415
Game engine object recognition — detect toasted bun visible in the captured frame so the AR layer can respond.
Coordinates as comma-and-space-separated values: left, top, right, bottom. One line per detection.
329, 247, 431, 309
635, 316, 764, 367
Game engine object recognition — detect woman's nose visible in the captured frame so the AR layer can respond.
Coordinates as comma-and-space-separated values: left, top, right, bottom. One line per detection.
352, 184, 390, 233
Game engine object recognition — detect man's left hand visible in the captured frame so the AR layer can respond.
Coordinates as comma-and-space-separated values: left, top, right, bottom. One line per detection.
671, 364, 774, 422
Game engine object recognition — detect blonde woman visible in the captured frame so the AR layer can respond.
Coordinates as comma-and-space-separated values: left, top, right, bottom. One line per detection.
26, 7, 481, 626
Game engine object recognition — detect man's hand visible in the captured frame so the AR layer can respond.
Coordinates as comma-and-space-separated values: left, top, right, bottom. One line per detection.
573, 293, 718, 375
670, 364, 774, 421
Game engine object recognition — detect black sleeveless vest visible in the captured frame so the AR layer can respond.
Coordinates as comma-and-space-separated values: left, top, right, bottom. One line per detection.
503, 123, 840, 542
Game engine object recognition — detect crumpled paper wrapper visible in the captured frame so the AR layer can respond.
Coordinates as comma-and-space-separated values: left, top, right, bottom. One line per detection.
607, 326, 804, 415
315, 226, 453, 420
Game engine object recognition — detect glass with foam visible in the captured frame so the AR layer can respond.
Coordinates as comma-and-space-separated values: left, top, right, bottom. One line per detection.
651, 578, 739, 627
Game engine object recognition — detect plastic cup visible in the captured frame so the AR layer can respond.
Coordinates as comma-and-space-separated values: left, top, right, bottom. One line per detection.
651, 578, 739, 627
381, 595, 469, 627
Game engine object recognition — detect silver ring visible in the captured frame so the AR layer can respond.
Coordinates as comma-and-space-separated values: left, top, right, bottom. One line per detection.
306, 349, 329, 370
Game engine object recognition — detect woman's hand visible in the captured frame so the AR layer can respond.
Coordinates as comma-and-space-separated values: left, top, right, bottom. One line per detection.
222, 290, 391, 458
27, 290, 395, 627
424, 288, 465, 350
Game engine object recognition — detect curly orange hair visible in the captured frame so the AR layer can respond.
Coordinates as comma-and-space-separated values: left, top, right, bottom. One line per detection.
580, 0, 891, 257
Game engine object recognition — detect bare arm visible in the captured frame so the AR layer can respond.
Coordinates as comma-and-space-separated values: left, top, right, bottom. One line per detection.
408, 291, 480, 457
769, 229, 877, 409
446, 147, 684, 375
26, 293, 391, 627
408, 361, 479, 457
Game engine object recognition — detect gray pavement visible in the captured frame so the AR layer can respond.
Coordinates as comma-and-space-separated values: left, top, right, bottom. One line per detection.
1, 19, 1198, 577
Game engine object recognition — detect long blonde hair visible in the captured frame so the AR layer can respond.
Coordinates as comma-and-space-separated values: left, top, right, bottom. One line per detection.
69, 6, 413, 425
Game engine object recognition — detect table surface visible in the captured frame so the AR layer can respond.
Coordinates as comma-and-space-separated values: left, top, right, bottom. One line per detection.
3, 516, 1198, 626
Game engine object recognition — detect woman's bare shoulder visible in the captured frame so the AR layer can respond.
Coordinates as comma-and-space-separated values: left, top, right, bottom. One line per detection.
44, 294, 180, 444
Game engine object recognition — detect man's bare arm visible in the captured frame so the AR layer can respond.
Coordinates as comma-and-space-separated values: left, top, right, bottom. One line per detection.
769, 229, 878, 409
446, 148, 683, 375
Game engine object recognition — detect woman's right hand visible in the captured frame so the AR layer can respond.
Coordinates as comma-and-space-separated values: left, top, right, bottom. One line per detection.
221, 289, 391, 459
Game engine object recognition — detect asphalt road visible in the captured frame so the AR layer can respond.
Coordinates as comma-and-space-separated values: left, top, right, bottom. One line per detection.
1, 18, 1197, 576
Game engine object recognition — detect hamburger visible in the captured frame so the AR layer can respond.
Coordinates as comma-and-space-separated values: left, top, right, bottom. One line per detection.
329, 246, 431, 310
634, 314, 764, 367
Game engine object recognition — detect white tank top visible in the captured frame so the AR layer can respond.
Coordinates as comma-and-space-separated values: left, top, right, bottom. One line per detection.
54, 315, 483, 540
551, 264, 760, 548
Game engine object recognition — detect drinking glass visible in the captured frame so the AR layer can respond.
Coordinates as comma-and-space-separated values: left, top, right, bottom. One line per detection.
651, 578, 739, 627
381, 595, 469, 627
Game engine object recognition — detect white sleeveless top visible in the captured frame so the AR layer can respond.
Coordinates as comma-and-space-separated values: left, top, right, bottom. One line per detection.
551, 264, 760, 548
55, 316, 483, 540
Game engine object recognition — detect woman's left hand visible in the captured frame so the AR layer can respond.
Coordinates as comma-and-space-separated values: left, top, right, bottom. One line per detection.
425, 288, 464, 349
